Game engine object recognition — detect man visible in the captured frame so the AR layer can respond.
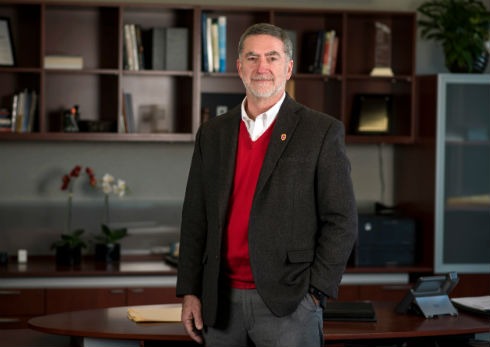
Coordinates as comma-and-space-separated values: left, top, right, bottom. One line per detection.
176, 23, 357, 347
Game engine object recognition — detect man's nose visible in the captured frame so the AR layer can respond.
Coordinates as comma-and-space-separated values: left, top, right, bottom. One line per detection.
256, 57, 270, 72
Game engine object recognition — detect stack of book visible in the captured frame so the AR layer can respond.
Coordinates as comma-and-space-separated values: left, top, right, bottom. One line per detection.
300, 29, 339, 76
201, 14, 226, 73
0, 108, 12, 132
10, 89, 38, 133
44, 55, 83, 69
123, 24, 189, 71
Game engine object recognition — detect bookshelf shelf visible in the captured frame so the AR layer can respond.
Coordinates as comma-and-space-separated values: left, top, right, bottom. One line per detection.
0, 2, 416, 143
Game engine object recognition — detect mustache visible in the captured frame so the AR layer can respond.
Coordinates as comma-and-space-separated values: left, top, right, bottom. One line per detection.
252, 76, 273, 81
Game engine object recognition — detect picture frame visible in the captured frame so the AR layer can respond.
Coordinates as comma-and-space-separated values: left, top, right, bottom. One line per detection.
351, 94, 393, 134
0, 17, 15, 66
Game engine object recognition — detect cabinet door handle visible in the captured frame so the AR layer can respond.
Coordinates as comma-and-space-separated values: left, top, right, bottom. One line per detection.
110, 289, 125, 294
0, 318, 21, 323
129, 288, 144, 294
0, 290, 21, 296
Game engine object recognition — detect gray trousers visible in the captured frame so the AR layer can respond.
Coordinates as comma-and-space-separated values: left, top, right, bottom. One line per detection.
203, 288, 324, 347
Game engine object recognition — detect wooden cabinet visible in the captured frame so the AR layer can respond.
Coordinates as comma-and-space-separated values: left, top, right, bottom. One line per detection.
0, 2, 416, 144
0, 289, 44, 329
45, 288, 127, 314
395, 74, 490, 277
45, 286, 182, 314
0, 286, 181, 328
126, 286, 182, 305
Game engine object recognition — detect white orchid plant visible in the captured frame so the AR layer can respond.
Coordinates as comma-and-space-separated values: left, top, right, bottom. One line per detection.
94, 173, 130, 245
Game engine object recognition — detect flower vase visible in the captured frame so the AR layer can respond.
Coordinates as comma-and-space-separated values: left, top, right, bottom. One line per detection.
94, 243, 121, 263
55, 245, 82, 267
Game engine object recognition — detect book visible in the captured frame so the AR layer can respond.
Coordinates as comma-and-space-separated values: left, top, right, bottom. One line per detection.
206, 16, 213, 72
10, 93, 18, 132
329, 36, 339, 75
129, 24, 140, 71
217, 16, 226, 72
143, 27, 166, 70
164, 27, 189, 71
15, 90, 25, 132
134, 24, 145, 70
123, 24, 135, 70
211, 18, 220, 72
321, 30, 337, 76
143, 27, 189, 71
122, 93, 136, 133
201, 13, 209, 72
25, 90, 37, 132
44, 55, 83, 69
301, 30, 325, 74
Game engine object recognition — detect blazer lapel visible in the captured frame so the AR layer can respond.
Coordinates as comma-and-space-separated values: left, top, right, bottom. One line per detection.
216, 107, 241, 226
255, 96, 301, 195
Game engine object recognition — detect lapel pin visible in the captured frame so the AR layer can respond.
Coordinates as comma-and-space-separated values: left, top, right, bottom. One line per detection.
281, 133, 287, 141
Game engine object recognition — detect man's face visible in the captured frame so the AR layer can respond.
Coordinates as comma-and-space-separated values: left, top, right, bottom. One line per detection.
237, 34, 293, 100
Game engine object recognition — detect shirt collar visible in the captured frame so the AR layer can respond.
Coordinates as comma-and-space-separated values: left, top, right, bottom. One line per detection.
241, 92, 286, 141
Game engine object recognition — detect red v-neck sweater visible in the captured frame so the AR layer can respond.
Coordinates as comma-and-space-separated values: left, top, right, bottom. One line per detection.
224, 120, 275, 289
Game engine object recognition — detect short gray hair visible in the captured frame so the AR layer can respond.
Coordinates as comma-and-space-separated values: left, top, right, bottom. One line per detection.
238, 23, 293, 60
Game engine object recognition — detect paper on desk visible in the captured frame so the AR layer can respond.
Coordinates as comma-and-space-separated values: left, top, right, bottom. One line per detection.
451, 295, 490, 313
127, 304, 182, 322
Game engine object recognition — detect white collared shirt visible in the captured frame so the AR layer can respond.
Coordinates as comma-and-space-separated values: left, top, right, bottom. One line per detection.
241, 93, 286, 141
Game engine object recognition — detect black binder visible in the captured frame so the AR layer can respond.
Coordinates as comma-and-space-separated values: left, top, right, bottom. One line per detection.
323, 301, 376, 322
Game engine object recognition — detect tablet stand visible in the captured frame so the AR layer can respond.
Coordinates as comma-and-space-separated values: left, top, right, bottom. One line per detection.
413, 295, 458, 318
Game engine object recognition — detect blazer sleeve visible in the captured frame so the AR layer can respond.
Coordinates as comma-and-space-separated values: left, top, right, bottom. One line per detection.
176, 128, 207, 297
311, 120, 358, 299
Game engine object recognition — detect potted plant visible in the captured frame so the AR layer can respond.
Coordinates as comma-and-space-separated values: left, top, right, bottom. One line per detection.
93, 224, 128, 263
418, 0, 490, 73
92, 173, 129, 263
51, 229, 87, 266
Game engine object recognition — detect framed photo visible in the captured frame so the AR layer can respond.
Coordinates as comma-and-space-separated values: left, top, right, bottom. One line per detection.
351, 94, 393, 134
0, 17, 15, 66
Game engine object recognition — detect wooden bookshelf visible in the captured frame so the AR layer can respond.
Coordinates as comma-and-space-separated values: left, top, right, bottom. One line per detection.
0, 2, 416, 143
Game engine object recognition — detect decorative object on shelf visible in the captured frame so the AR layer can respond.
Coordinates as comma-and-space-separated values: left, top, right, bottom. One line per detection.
417, 0, 490, 73
370, 21, 394, 77
52, 165, 96, 266
351, 94, 393, 135
92, 173, 129, 263
62, 104, 80, 132
0, 17, 15, 66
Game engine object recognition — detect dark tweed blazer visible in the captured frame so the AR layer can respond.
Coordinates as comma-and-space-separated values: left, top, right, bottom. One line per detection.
176, 94, 358, 326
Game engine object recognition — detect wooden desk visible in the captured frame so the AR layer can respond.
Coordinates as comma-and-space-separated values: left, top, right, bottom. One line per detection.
27, 302, 489, 346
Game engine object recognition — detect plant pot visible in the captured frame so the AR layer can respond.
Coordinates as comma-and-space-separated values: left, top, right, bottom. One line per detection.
94, 243, 121, 263
55, 245, 82, 266
446, 51, 489, 73
472, 51, 489, 73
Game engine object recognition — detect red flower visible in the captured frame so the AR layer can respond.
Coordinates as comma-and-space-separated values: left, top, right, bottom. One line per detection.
70, 165, 82, 177
61, 175, 71, 190
61, 165, 96, 190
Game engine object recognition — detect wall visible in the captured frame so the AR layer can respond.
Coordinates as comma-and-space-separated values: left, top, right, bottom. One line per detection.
1, 0, 489, 255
